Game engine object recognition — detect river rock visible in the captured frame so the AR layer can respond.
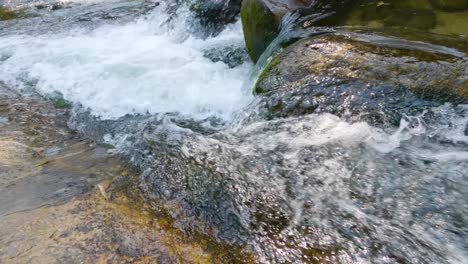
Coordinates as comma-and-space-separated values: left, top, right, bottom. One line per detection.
203, 45, 250, 68
110, 105, 468, 263
67, 35, 468, 263
189, 0, 242, 36
240, 0, 317, 62
241, 0, 386, 62
254, 33, 468, 124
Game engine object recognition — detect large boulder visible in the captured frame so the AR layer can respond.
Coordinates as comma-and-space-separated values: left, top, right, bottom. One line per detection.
254, 33, 468, 124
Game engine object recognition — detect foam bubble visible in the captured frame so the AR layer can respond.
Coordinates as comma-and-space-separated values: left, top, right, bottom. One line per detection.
0, 4, 252, 120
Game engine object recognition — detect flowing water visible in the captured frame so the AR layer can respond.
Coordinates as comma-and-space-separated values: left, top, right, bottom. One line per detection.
0, 0, 467, 263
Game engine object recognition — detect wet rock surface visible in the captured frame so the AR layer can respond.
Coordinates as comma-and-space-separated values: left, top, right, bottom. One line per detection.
83, 108, 467, 264
0, 88, 254, 264
203, 45, 250, 68
254, 33, 467, 124
189, 0, 242, 36
0, 7, 20, 20
240, 0, 286, 62
0, 0, 161, 35
1, 1, 467, 263
240, 0, 331, 62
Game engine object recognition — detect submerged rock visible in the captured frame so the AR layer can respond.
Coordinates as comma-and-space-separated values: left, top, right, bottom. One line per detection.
240, 0, 468, 63
239, 0, 349, 62
339, 1, 436, 29
342, 1, 468, 36
254, 33, 467, 124
430, 0, 468, 11
114, 106, 468, 263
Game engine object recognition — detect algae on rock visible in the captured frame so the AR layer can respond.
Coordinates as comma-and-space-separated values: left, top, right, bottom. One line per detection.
240, 0, 280, 63
0, 7, 18, 20
254, 33, 468, 123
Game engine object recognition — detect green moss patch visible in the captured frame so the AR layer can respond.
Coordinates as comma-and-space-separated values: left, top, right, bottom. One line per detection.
102, 143, 116, 150
53, 98, 73, 109
254, 53, 282, 94
0, 7, 18, 20
241, 0, 279, 63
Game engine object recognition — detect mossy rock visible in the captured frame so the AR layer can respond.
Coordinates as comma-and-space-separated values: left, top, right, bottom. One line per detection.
254, 33, 467, 123
53, 98, 73, 109
0, 7, 18, 20
240, 0, 324, 63
254, 53, 282, 94
430, 0, 468, 11
240, 0, 279, 63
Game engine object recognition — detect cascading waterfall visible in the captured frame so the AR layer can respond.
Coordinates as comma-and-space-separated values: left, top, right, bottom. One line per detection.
0, 0, 467, 263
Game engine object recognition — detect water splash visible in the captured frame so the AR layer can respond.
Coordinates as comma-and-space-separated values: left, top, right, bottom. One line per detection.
0, 1, 253, 120
1, 1, 467, 263
99, 106, 465, 263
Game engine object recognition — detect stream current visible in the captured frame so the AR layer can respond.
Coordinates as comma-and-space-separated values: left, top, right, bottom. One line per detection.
0, 0, 467, 263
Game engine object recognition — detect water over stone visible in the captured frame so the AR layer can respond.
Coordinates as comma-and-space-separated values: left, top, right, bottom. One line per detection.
254, 33, 467, 125
0, 83, 254, 264
1, 0, 467, 263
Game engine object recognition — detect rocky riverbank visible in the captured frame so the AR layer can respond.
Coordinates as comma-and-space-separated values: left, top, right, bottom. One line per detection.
0, 85, 254, 263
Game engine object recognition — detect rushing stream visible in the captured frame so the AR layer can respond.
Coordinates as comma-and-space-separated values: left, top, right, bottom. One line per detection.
0, 0, 467, 263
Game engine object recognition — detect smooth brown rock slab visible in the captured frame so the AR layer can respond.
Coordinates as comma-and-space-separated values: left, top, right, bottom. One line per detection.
0, 90, 254, 264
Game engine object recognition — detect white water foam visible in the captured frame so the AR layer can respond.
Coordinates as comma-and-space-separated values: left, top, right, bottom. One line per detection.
0, 0, 135, 9
0, 3, 253, 120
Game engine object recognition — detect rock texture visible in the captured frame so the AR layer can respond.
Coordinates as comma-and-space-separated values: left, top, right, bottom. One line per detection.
0, 87, 254, 264
240, 0, 316, 62
190, 0, 243, 36
254, 33, 468, 123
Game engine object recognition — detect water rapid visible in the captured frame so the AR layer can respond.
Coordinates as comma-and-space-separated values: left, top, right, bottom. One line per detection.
0, 0, 252, 120
1, 0, 467, 263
